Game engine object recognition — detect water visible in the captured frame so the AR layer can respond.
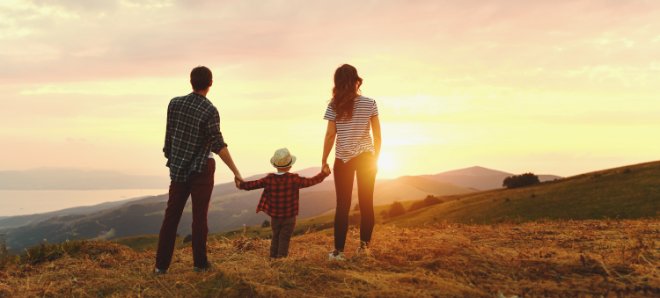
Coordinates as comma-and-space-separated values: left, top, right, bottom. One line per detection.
0, 189, 167, 217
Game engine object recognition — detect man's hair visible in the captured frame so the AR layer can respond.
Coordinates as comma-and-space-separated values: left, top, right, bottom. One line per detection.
190, 66, 213, 91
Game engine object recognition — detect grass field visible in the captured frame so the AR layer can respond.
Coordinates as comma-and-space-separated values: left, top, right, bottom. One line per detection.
388, 161, 660, 227
1, 220, 658, 297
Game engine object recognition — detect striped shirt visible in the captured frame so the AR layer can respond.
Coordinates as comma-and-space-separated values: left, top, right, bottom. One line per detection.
323, 95, 379, 162
163, 93, 227, 182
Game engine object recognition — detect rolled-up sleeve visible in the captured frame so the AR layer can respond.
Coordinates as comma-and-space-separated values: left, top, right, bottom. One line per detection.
163, 101, 173, 158
207, 107, 228, 154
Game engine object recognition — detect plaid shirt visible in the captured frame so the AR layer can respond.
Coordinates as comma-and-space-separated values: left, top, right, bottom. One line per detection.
239, 171, 330, 218
163, 92, 227, 182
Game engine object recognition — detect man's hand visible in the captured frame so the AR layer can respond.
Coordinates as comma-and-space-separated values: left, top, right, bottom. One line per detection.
234, 176, 243, 189
322, 164, 331, 175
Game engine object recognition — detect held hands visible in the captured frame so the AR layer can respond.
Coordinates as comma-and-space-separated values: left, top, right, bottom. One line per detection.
234, 176, 244, 189
322, 163, 331, 175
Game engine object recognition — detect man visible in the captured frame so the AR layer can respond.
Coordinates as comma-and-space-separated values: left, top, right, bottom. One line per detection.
155, 66, 242, 273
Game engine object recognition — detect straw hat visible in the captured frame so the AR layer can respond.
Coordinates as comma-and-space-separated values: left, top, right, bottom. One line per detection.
270, 148, 297, 168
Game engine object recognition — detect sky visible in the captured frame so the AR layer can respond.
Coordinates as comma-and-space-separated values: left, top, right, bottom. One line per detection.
1, 0, 660, 183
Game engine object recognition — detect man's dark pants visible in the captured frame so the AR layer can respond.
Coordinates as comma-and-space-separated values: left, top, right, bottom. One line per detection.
270, 216, 296, 258
156, 159, 215, 270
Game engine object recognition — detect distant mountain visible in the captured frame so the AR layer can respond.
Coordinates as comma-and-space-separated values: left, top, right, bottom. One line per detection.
0, 167, 472, 252
428, 166, 561, 190
0, 195, 155, 230
0, 168, 167, 190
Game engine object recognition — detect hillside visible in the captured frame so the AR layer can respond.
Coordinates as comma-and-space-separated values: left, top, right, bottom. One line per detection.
1, 169, 473, 252
1, 220, 657, 297
394, 161, 660, 226
429, 166, 561, 190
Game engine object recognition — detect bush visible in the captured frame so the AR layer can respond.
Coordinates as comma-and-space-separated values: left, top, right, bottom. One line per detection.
261, 220, 270, 228
409, 195, 444, 212
503, 173, 540, 189
387, 201, 406, 218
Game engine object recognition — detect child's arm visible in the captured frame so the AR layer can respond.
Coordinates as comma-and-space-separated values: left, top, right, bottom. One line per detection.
238, 177, 267, 190
296, 168, 331, 189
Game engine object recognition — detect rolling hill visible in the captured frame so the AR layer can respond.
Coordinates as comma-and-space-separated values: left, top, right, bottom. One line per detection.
393, 161, 660, 226
1, 161, 658, 297
428, 166, 561, 190
0, 168, 474, 252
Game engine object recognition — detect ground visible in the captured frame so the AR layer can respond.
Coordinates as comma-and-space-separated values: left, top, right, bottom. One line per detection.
1, 219, 658, 297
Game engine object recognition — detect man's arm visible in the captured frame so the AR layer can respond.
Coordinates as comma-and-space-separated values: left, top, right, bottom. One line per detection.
163, 102, 172, 158
207, 108, 228, 155
218, 147, 242, 181
206, 108, 242, 181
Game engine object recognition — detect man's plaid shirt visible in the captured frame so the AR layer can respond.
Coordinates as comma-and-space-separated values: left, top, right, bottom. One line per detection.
238, 171, 330, 218
164, 92, 227, 182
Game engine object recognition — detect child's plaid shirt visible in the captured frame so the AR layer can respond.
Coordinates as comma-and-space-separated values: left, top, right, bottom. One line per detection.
238, 171, 330, 218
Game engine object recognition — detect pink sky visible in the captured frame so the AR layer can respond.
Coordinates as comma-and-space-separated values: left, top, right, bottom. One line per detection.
1, 0, 659, 181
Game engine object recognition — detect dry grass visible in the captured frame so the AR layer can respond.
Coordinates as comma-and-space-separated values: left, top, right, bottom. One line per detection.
1, 219, 658, 297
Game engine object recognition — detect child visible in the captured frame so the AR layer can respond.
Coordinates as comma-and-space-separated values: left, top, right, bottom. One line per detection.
236, 148, 331, 259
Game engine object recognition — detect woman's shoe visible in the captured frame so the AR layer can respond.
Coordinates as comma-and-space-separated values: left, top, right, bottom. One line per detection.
355, 241, 371, 257
328, 250, 346, 261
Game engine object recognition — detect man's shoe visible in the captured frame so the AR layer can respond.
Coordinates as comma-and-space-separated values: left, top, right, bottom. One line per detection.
194, 263, 213, 272
328, 250, 346, 261
154, 268, 167, 275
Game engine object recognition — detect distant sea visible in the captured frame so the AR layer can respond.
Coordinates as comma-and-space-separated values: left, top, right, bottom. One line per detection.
0, 189, 166, 217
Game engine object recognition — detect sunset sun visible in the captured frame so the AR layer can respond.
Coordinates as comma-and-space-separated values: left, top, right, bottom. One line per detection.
377, 151, 397, 177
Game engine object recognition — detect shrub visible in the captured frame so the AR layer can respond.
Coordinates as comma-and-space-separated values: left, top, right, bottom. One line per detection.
409, 195, 444, 212
503, 173, 540, 189
261, 220, 271, 228
387, 201, 406, 218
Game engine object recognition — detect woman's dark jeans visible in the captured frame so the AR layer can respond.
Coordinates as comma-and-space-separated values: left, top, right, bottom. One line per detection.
333, 152, 377, 251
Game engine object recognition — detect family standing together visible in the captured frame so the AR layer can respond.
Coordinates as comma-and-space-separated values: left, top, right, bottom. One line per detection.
155, 64, 381, 273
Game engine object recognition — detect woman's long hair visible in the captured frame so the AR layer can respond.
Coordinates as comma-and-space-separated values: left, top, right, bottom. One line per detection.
331, 64, 362, 120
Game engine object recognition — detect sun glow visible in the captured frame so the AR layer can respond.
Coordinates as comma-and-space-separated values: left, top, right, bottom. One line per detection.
377, 151, 397, 178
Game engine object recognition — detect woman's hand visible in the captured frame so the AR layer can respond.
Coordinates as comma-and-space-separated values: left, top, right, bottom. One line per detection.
322, 163, 331, 175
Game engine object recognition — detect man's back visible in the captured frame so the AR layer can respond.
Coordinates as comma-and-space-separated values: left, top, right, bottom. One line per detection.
164, 92, 225, 182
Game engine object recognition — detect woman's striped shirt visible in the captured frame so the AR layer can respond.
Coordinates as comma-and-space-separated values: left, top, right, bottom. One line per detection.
324, 96, 379, 163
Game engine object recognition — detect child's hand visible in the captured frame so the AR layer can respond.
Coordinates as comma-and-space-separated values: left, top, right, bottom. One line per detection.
322, 164, 331, 175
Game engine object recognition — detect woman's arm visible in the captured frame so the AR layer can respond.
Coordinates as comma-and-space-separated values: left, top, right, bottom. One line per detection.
322, 120, 337, 167
371, 115, 381, 159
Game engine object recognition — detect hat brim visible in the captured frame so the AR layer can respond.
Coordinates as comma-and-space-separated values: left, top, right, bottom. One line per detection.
271, 155, 296, 168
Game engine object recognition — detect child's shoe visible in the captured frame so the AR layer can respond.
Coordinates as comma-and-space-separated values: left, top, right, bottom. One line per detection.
194, 262, 213, 273
328, 250, 346, 261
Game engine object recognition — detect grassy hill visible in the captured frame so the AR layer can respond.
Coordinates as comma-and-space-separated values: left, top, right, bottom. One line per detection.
392, 161, 660, 226
1, 170, 473, 253
116, 161, 660, 251
2, 161, 659, 297
1, 220, 657, 297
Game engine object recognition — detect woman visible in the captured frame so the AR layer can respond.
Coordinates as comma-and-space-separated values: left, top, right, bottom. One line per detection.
322, 64, 381, 261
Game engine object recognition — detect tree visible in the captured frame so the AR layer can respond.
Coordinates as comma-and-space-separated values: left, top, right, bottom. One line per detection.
503, 173, 540, 189
261, 220, 271, 228
388, 201, 406, 218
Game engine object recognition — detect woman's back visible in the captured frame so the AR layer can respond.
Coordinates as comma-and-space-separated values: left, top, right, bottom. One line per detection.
324, 95, 379, 162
